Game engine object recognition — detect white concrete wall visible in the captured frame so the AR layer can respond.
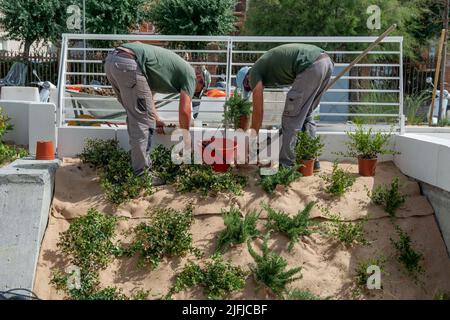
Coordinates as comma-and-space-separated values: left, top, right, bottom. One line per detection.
0, 101, 56, 155
394, 133, 450, 193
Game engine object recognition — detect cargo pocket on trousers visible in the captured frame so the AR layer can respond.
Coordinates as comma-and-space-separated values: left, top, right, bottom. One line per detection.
136, 98, 148, 114
283, 91, 304, 117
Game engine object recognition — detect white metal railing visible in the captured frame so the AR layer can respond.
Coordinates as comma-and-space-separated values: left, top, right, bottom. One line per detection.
57, 34, 404, 132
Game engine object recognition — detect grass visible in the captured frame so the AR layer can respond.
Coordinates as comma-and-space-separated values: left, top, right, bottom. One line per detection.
391, 226, 424, 279
216, 207, 260, 253
168, 254, 247, 300
320, 162, 356, 197
284, 289, 324, 300
369, 177, 407, 217
80, 138, 153, 204
125, 205, 200, 268
264, 202, 317, 252
175, 164, 247, 196
260, 165, 301, 194
248, 234, 302, 297
404, 91, 428, 125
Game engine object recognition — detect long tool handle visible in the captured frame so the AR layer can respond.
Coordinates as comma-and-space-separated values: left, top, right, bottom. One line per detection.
325, 24, 398, 91
429, 29, 447, 126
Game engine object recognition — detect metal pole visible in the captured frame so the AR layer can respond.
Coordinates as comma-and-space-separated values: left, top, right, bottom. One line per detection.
326, 24, 397, 91
438, 0, 449, 121
399, 39, 405, 134
429, 29, 446, 126
83, 0, 86, 85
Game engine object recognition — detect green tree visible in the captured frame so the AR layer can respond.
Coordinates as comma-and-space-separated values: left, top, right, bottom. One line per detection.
243, 0, 427, 58
0, 0, 67, 56
150, 0, 236, 36
79, 0, 151, 35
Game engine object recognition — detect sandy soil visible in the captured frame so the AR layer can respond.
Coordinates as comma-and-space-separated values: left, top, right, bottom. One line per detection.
33, 159, 450, 300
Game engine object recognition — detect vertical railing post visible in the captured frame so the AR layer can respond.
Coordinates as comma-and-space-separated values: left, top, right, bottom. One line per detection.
224, 38, 233, 132
399, 39, 405, 135
57, 35, 69, 128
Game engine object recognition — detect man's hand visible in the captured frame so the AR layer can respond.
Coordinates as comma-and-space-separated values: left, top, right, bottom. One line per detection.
156, 119, 166, 134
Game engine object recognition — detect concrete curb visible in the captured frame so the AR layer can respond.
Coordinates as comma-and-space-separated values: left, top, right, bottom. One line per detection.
0, 158, 59, 294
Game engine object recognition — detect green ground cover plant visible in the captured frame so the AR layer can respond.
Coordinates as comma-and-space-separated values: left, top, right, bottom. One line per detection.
125, 205, 200, 268
260, 165, 301, 194
168, 254, 247, 300
369, 177, 407, 217
248, 234, 302, 297
264, 202, 316, 252
320, 162, 356, 197
284, 289, 324, 300
354, 257, 386, 289
175, 164, 247, 196
150, 145, 180, 183
80, 138, 153, 204
216, 207, 260, 252
391, 226, 424, 279
325, 212, 367, 247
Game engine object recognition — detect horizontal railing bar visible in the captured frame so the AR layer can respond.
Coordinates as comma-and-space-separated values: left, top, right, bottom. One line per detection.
231, 62, 400, 67
320, 102, 400, 106
327, 51, 400, 54
318, 113, 399, 117
62, 33, 404, 43
261, 88, 400, 93
330, 76, 400, 80
172, 49, 228, 53
65, 84, 112, 89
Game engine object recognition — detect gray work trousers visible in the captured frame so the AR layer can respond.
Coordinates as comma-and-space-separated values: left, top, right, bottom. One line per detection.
104, 51, 156, 175
279, 54, 334, 167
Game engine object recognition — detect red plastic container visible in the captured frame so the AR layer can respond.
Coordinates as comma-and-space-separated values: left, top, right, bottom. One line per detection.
201, 138, 237, 172
298, 159, 315, 176
36, 141, 55, 160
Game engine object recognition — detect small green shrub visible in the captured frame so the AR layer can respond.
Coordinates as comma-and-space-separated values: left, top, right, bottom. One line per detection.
0, 108, 28, 166
56, 208, 120, 271
223, 91, 252, 129
391, 226, 424, 279
264, 202, 316, 251
284, 289, 323, 300
175, 164, 247, 196
80, 138, 153, 204
150, 144, 180, 183
404, 91, 428, 125
260, 165, 301, 194
295, 131, 324, 161
216, 207, 260, 252
320, 162, 356, 197
340, 124, 395, 160
326, 212, 367, 246
370, 177, 407, 217
434, 292, 450, 300
354, 257, 386, 289
169, 254, 247, 300
126, 205, 199, 268
79, 138, 121, 168
248, 234, 302, 297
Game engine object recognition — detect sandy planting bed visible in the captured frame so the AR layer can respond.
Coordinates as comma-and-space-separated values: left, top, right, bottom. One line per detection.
33, 159, 450, 300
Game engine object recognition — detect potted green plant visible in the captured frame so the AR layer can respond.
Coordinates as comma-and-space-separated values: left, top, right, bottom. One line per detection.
294, 131, 324, 176
341, 125, 395, 177
223, 91, 252, 130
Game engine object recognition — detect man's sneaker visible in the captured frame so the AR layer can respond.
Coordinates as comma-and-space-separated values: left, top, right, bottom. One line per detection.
151, 174, 166, 187
314, 160, 321, 172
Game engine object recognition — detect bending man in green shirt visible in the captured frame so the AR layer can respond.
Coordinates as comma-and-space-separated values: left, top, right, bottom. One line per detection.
105, 42, 208, 185
236, 43, 334, 169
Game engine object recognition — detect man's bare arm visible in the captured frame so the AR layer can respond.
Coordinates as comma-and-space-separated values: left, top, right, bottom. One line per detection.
179, 90, 192, 130
251, 81, 264, 133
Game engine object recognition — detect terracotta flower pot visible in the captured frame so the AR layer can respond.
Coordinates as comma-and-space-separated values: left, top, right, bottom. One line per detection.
36, 140, 55, 160
358, 157, 377, 177
201, 138, 237, 173
238, 115, 250, 131
298, 159, 315, 176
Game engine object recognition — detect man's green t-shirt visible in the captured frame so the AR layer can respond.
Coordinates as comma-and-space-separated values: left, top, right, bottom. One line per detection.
249, 44, 324, 89
122, 42, 196, 98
